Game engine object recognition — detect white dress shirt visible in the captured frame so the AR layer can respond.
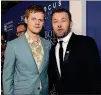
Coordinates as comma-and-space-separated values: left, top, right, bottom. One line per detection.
55, 32, 73, 76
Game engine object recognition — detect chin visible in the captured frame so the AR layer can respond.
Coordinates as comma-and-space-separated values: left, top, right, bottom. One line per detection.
32, 31, 39, 35
57, 35, 64, 38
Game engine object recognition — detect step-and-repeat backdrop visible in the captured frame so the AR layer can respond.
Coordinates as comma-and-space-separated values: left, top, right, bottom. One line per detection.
1, 1, 69, 42
1, 1, 101, 60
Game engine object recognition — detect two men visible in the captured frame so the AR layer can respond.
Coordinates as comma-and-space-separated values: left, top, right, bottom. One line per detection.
3, 5, 51, 95
48, 8, 101, 94
3, 5, 100, 95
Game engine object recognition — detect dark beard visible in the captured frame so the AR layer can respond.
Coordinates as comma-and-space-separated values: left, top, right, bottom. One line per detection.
56, 25, 71, 39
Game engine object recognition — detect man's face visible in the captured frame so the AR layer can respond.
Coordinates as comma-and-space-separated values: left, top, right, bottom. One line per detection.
16, 25, 25, 37
25, 12, 44, 35
52, 12, 72, 38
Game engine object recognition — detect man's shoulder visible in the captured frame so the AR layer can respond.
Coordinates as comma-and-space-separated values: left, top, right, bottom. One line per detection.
41, 37, 51, 44
7, 38, 18, 44
74, 35, 97, 50
7, 35, 24, 45
40, 37, 51, 50
74, 34, 95, 43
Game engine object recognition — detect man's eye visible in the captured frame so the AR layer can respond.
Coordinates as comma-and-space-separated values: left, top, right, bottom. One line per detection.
39, 19, 44, 22
62, 20, 66, 22
53, 21, 58, 23
32, 18, 36, 20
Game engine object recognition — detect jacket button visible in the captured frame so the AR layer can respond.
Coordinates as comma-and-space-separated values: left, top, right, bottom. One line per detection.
37, 87, 40, 90
37, 87, 42, 91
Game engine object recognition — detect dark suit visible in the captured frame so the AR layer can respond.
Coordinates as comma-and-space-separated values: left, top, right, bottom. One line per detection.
48, 33, 101, 94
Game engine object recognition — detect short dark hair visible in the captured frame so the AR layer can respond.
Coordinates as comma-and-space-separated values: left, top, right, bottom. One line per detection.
25, 5, 45, 19
16, 23, 27, 31
51, 8, 72, 21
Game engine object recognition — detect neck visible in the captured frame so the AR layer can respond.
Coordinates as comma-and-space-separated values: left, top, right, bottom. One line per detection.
58, 31, 71, 40
26, 30, 40, 42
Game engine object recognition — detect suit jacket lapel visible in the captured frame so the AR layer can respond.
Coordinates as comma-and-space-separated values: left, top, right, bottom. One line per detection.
64, 33, 77, 63
39, 37, 48, 73
21, 34, 39, 73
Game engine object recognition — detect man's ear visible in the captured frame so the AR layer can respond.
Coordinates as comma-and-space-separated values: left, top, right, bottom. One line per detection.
70, 21, 73, 29
25, 17, 27, 24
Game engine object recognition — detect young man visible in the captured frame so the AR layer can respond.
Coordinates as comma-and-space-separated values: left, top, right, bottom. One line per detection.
48, 8, 101, 94
3, 5, 51, 95
16, 23, 27, 37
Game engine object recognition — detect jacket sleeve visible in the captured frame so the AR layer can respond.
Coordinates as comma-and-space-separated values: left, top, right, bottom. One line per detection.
48, 47, 56, 91
86, 37, 101, 93
3, 42, 16, 95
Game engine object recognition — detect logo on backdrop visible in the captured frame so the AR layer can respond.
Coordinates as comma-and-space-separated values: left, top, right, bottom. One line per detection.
18, 1, 62, 45
19, 1, 62, 22
4, 21, 13, 32
2, 0, 69, 42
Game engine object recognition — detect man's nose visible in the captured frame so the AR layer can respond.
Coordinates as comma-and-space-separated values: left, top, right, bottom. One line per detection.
57, 23, 62, 28
35, 20, 40, 25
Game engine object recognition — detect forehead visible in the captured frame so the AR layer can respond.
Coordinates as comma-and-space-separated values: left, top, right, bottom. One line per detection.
17, 25, 25, 29
52, 12, 69, 19
28, 11, 45, 19
17, 25, 25, 31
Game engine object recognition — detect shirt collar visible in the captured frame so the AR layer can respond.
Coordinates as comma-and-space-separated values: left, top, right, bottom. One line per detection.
58, 32, 73, 43
25, 32, 40, 44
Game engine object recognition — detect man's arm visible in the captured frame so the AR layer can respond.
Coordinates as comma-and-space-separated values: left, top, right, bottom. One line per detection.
3, 42, 15, 95
48, 46, 57, 92
86, 37, 101, 93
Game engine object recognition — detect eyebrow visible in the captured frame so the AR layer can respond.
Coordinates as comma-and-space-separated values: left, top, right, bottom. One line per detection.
31, 17, 44, 20
61, 17, 67, 20
53, 17, 67, 20
52, 19, 57, 21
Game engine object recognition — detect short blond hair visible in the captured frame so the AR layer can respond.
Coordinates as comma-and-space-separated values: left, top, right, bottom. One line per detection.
25, 5, 45, 19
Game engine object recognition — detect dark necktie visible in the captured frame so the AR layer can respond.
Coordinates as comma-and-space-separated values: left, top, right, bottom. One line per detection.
59, 41, 63, 74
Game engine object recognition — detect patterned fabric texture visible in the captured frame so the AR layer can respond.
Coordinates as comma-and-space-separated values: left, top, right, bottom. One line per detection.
25, 32, 44, 72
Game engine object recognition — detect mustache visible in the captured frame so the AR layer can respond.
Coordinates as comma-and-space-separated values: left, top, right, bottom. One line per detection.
57, 28, 63, 31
